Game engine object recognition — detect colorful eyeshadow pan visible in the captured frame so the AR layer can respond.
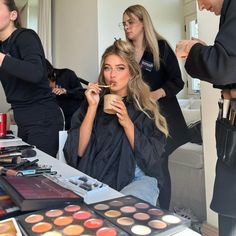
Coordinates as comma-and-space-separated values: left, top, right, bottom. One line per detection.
134, 202, 149, 209
162, 215, 181, 224
53, 216, 73, 226
133, 212, 150, 221
63, 225, 84, 235
96, 227, 117, 236
131, 225, 151, 235
46, 210, 63, 218
117, 217, 134, 226
25, 214, 44, 223
104, 210, 121, 218
84, 219, 103, 229
120, 206, 136, 213
147, 208, 164, 216
32, 222, 53, 233
122, 197, 136, 204
148, 220, 167, 229
64, 205, 81, 212
94, 204, 109, 211
73, 211, 92, 220
108, 201, 124, 207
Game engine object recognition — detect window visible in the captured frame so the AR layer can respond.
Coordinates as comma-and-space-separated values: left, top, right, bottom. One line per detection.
185, 13, 200, 94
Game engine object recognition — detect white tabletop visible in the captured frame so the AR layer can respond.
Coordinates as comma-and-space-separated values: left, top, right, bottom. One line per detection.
0, 139, 201, 236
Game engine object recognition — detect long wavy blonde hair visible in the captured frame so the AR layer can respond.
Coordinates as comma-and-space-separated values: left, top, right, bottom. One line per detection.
123, 4, 164, 70
98, 40, 168, 137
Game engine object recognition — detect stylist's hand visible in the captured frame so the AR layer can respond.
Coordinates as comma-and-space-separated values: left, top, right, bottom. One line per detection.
176, 38, 205, 59
151, 88, 166, 101
85, 82, 101, 106
0, 52, 6, 66
52, 87, 67, 95
112, 100, 133, 128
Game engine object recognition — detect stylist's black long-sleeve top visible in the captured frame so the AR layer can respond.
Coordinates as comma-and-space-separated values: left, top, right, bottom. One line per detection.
140, 40, 189, 154
0, 29, 54, 109
185, 0, 236, 217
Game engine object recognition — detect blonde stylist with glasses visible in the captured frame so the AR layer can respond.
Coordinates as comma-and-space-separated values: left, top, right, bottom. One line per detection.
120, 4, 189, 209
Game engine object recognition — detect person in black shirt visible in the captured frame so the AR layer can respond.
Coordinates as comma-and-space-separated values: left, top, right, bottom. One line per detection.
0, 0, 63, 157
46, 60, 85, 130
121, 4, 189, 209
176, 0, 236, 235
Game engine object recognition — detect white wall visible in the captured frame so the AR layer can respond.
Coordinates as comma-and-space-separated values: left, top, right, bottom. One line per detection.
98, 0, 184, 60
52, 0, 99, 82
198, 9, 220, 228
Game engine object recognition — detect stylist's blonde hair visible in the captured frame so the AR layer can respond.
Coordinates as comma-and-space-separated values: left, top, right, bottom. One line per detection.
98, 39, 168, 137
123, 4, 164, 70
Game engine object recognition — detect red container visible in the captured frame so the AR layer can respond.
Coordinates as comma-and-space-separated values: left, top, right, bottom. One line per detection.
0, 113, 7, 137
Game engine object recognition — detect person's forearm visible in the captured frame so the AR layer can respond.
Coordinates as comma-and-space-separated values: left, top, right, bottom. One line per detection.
150, 88, 166, 101
124, 122, 135, 150
2, 55, 44, 83
78, 106, 97, 156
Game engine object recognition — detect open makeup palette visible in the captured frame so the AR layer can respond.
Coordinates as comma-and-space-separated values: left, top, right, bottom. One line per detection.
0, 175, 82, 211
16, 195, 190, 236
17, 203, 128, 236
89, 195, 190, 236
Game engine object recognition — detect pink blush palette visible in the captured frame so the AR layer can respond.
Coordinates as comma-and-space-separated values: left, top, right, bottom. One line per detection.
89, 195, 190, 236
17, 203, 128, 236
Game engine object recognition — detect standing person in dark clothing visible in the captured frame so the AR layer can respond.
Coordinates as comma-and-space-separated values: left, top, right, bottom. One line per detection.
64, 39, 168, 205
0, 0, 63, 157
46, 60, 85, 130
121, 4, 189, 209
176, 0, 236, 235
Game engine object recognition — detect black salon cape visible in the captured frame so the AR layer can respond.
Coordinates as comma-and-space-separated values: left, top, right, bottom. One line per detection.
185, 0, 236, 217
64, 97, 166, 191
141, 40, 189, 155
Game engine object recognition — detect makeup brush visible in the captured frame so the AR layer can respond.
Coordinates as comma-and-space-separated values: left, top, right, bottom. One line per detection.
0, 156, 22, 164
98, 85, 111, 88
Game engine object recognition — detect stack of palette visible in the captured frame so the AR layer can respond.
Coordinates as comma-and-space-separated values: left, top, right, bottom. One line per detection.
0, 186, 20, 220
15, 195, 190, 236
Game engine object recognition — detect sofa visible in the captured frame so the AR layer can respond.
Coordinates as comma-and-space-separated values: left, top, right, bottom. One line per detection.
169, 98, 206, 222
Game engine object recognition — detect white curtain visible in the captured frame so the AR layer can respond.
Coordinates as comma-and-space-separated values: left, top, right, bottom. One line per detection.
38, 0, 52, 62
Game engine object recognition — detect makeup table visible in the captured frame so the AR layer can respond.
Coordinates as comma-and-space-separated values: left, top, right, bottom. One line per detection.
0, 138, 201, 235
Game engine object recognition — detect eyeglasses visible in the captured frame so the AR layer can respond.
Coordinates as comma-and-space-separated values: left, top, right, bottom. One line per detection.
118, 19, 140, 30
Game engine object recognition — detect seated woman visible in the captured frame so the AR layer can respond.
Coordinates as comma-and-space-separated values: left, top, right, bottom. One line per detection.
46, 59, 85, 130
63, 39, 168, 205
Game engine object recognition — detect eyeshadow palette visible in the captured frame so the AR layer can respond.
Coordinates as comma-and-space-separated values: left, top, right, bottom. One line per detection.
17, 203, 128, 236
0, 186, 20, 220
0, 217, 22, 236
0, 175, 82, 211
89, 195, 190, 236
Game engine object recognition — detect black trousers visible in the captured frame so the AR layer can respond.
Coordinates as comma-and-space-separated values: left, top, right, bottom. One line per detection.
158, 153, 171, 210
219, 214, 236, 236
15, 103, 64, 157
